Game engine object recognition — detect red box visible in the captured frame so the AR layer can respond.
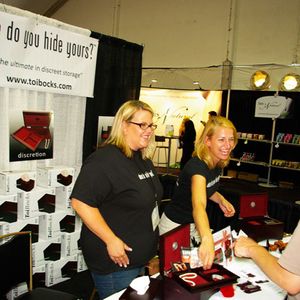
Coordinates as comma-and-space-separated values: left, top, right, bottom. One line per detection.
239, 193, 268, 218
12, 111, 52, 151
159, 224, 190, 277
238, 193, 284, 242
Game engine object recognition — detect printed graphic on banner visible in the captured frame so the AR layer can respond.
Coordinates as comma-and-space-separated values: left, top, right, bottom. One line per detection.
0, 11, 98, 97
97, 116, 114, 147
10, 110, 54, 161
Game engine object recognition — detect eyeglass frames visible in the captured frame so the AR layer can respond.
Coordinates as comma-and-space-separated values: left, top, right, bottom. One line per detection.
128, 121, 157, 130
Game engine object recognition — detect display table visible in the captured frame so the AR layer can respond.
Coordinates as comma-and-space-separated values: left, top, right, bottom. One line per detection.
103, 256, 286, 300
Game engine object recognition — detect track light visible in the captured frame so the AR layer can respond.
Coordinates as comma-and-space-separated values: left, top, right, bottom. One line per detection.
279, 73, 300, 91
250, 70, 270, 90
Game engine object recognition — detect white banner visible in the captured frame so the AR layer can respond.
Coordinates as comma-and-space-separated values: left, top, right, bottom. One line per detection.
0, 11, 98, 97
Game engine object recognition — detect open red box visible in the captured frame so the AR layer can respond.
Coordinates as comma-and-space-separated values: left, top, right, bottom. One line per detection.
238, 193, 284, 242
159, 225, 239, 297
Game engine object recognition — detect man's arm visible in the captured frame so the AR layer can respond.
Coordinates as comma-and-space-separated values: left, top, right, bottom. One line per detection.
234, 236, 300, 295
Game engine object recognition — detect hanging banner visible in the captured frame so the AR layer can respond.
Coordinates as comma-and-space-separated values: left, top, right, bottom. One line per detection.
0, 11, 98, 97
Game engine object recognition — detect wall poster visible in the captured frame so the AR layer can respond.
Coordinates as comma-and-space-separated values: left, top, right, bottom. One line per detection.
10, 110, 54, 161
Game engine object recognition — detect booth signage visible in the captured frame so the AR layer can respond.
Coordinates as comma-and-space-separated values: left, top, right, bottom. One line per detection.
255, 96, 293, 119
0, 11, 98, 97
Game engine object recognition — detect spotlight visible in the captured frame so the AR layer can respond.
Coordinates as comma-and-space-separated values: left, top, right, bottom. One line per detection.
250, 70, 270, 90
279, 73, 300, 91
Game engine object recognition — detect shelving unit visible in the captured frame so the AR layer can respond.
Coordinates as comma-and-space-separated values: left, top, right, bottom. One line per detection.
229, 117, 300, 187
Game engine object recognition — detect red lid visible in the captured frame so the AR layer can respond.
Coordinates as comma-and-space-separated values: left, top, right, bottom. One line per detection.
23, 111, 52, 127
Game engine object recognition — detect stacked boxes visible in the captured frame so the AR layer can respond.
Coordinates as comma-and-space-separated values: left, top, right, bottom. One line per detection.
0, 166, 87, 296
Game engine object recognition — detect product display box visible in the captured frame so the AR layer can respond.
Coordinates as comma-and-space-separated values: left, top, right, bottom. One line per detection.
39, 211, 81, 240
11, 111, 52, 151
159, 225, 237, 299
45, 254, 87, 287
172, 264, 239, 293
0, 170, 36, 194
6, 282, 28, 300
36, 166, 74, 188
159, 224, 190, 277
32, 236, 61, 267
237, 193, 284, 242
17, 186, 56, 220
61, 230, 80, 257
0, 216, 40, 244
0, 194, 18, 224
55, 185, 75, 215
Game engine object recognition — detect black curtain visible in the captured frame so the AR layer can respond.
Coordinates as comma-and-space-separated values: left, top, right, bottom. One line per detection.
82, 32, 143, 160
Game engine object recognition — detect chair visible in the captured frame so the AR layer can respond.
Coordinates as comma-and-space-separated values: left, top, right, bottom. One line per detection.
0, 231, 79, 300
152, 135, 169, 167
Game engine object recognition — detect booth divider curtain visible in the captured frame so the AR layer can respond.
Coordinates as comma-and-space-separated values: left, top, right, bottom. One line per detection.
83, 32, 143, 160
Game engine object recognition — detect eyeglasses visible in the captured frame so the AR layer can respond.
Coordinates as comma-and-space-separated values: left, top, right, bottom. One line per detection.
128, 121, 157, 130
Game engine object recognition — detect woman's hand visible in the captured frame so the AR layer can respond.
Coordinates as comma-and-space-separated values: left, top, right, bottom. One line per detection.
198, 235, 215, 270
106, 236, 132, 267
219, 198, 235, 217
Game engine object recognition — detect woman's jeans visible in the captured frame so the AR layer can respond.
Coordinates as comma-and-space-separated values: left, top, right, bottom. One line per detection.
91, 266, 144, 299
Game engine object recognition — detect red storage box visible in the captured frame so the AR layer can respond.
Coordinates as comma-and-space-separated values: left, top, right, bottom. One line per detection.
159, 224, 190, 277
158, 225, 234, 300
238, 193, 284, 242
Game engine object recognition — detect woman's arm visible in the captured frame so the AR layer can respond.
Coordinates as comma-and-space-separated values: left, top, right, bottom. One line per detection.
191, 175, 214, 269
209, 191, 235, 217
71, 198, 132, 267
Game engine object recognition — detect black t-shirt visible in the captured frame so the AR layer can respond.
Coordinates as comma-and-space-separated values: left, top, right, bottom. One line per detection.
71, 145, 163, 274
164, 157, 221, 224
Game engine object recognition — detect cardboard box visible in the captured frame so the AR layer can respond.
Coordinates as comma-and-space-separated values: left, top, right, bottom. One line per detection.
0, 216, 40, 244
38, 211, 67, 240
17, 186, 56, 220
36, 166, 75, 188
33, 265, 46, 288
32, 236, 61, 267
6, 282, 28, 300
45, 254, 85, 287
55, 185, 75, 215
0, 195, 18, 224
39, 211, 81, 240
0, 171, 36, 194
60, 230, 80, 257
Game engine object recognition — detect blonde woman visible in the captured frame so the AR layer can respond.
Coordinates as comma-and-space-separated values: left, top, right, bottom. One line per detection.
71, 100, 163, 299
159, 116, 237, 270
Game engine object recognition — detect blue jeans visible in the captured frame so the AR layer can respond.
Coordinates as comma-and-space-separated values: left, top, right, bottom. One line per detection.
91, 267, 145, 299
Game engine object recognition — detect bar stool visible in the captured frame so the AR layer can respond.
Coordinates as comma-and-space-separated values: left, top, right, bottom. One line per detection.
152, 135, 168, 167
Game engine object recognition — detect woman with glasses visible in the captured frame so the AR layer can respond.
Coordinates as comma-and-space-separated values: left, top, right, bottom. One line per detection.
71, 100, 163, 299
159, 116, 237, 270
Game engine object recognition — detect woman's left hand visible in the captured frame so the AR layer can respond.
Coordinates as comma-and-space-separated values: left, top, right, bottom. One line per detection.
219, 198, 235, 217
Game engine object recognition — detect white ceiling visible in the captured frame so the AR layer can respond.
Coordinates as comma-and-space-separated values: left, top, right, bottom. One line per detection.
0, 0, 64, 16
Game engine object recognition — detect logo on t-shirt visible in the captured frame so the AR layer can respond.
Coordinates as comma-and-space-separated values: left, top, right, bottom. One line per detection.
138, 170, 154, 180
207, 175, 220, 188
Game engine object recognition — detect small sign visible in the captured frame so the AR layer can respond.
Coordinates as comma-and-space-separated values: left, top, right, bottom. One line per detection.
255, 96, 293, 119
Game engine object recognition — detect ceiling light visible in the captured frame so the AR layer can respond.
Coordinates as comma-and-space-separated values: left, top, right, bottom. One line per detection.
250, 70, 270, 90
279, 73, 300, 91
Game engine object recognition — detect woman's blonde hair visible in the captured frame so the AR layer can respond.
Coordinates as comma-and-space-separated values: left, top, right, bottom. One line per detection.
193, 115, 237, 169
104, 100, 155, 159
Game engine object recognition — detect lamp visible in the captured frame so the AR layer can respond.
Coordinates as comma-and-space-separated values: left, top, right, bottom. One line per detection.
250, 70, 270, 90
279, 73, 300, 91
